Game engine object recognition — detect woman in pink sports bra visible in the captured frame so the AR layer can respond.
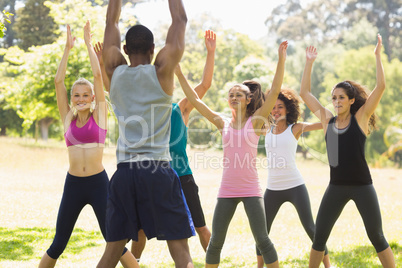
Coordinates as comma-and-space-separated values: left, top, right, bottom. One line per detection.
176, 40, 288, 268
38, 21, 137, 268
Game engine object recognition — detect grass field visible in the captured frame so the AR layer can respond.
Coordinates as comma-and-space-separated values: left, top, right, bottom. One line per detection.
0, 137, 401, 267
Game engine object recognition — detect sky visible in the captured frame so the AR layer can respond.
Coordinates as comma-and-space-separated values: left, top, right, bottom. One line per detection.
134, 0, 296, 40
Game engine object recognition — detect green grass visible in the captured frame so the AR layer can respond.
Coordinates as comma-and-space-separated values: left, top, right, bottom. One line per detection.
0, 137, 401, 267
279, 242, 402, 267
0, 227, 103, 261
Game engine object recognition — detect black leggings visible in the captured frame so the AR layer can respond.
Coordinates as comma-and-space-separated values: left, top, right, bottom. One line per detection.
257, 184, 328, 255
47, 170, 128, 259
313, 184, 389, 253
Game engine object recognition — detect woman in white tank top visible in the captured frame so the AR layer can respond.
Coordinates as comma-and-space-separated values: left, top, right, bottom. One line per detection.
256, 88, 334, 268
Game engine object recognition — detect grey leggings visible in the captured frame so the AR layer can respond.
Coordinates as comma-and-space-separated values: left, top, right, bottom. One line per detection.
256, 184, 328, 256
313, 184, 389, 253
206, 197, 278, 264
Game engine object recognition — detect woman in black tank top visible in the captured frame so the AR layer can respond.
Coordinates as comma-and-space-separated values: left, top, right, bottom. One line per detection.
299, 34, 395, 268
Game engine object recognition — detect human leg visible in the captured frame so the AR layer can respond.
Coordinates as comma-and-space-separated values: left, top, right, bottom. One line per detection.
167, 238, 193, 268
180, 174, 211, 251
97, 240, 127, 268
290, 185, 331, 267
206, 198, 240, 265
89, 170, 137, 268
309, 248, 325, 268
45, 174, 87, 261
353, 185, 395, 267
310, 185, 348, 268
130, 229, 146, 260
120, 249, 140, 268
377, 247, 396, 268
38, 253, 57, 268
243, 197, 278, 267
256, 189, 284, 268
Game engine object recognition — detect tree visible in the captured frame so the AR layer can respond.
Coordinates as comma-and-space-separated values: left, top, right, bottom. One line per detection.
0, 0, 17, 48
342, 18, 378, 50
265, 0, 402, 61
345, 0, 402, 61
0, 9, 13, 38
14, 0, 58, 51
265, 0, 348, 44
0, 10, 11, 37
0, 91, 23, 136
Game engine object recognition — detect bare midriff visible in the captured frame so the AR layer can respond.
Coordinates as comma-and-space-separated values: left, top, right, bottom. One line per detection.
67, 143, 105, 177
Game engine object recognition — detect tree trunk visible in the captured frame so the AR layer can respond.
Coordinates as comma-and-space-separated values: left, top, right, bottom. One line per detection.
0, 126, 6, 136
39, 117, 53, 141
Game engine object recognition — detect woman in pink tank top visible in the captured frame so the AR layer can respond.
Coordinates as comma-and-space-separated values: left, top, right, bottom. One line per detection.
176, 41, 288, 268
38, 21, 137, 268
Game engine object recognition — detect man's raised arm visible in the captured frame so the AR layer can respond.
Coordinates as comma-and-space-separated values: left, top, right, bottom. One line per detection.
154, 0, 187, 95
103, 0, 127, 88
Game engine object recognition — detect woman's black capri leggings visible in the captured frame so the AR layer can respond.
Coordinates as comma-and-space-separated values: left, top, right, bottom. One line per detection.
313, 184, 389, 253
46, 170, 128, 259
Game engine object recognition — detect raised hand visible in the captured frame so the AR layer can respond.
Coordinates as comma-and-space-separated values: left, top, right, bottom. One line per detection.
278, 40, 288, 61
204, 29, 216, 52
374, 33, 382, 56
94, 42, 104, 65
66, 24, 76, 50
174, 63, 183, 77
84, 20, 92, 46
306, 46, 317, 63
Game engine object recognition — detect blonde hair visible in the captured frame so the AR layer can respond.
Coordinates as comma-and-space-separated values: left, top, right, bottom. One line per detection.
70, 78, 95, 116
71, 77, 94, 95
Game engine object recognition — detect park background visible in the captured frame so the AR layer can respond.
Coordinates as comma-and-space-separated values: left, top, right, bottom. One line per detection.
0, 0, 401, 267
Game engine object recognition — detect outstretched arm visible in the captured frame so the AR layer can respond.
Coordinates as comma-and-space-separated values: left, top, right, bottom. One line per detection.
356, 34, 385, 131
94, 42, 110, 92
84, 20, 107, 129
252, 40, 288, 131
299, 45, 333, 133
103, 0, 127, 88
178, 29, 216, 126
154, 0, 187, 96
55, 24, 75, 125
292, 122, 323, 140
175, 64, 224, 131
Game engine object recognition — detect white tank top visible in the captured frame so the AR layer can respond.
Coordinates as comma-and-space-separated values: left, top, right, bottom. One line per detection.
265, 124, 305, 190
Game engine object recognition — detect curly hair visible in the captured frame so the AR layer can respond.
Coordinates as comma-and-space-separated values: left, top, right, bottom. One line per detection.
277, 88, 301, 125
332, 80, 377, 134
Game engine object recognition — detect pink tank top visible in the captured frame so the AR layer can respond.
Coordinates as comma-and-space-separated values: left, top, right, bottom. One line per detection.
219, 117, 262, 198
64, 114, 107, 147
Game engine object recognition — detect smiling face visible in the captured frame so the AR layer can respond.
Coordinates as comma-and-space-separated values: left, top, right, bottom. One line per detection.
332, 87, 355, 115
271, 99, 287, 122
228, 85, 250, 110
71, 84, 94, 112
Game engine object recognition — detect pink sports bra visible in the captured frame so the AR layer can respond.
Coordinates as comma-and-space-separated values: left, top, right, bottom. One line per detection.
64, 114, 107, 147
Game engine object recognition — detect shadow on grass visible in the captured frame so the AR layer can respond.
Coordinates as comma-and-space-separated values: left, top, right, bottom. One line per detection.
0, 227, 103, 261
281, 241, 401, 268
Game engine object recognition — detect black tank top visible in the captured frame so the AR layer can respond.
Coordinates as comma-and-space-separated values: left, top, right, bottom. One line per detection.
325, 115, 372, 185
